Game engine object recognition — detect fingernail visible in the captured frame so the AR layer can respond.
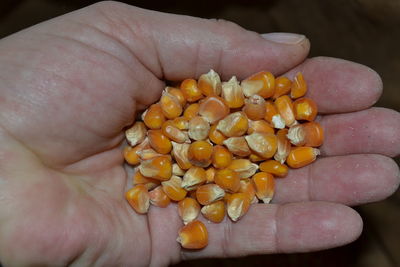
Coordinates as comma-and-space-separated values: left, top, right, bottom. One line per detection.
261, 32, 306, 45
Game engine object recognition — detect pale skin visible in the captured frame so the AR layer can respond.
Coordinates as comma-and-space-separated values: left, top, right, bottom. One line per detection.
0, 1, 399, 266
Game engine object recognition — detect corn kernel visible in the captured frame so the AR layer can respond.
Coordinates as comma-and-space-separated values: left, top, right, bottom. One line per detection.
239, 180, 257, 204
227, 193, 251, 221
252, 172, 275, 203
293, 97, 318, 121
188, 140, 213, 167
205, 167, 216, 183
160, 90, 183, 119
291, 72, 307, 99
177, 220, 208, 249
172, 163, 186, 176
198, 96, 230, 124
166, 86, 186, 106
182, 166, 207, 191
143, 103, 166, 130
133, 171, 161, 190
148, 129, 172, 154
161, 175, 187, 201
245, 132, 278, 159
162, 121, 190, 144
243, 94, 267, 120
125, 121, 146, 147
212, 145, 233, 169
275, 95, 297, 127
181, 79, 203, 102
247, 120, 274, 135
286, 147, 320, 168
126, 185, 150, 214
214, 168, 241, 193
274, 129, 291, 164
241, 71, 275, 98
188, 116, 210, 141
287, 122, 324, 147
227, 159, 258, 179
136, 148, 164, 161
201, 200, 225, 223
149, 186, 170, 208
178, 197, 201, 224
265, 100, 285, 129
208, 124, 227, 145
259, 160, 289, 177
221, 76, 244, 108
273, 76, 292, 99
249, 153, 265, 162
196, 184, 225, 205
171, 142, 192, 170
183, 103, 200, 120
223, 136, 251, 157
139, 156, 172, 181
124, 145, 142, 166
198, 69, 222, 96
217, 111, 248, 137
172, 117, 189, 130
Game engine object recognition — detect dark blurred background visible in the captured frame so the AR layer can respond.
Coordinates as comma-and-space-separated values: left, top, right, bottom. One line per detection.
1, 0, 399, 266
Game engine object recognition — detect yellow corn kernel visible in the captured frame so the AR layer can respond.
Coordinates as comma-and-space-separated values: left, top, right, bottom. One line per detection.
196, 184, 225, 205
143, 103, 166, 130
293, 97, 318, 121
243, 94, 267, 120
188, 116, 210, 141
286, 147, 320, 168
227, 192, 251, 221
177, 220, 208, 249
201, 200, 225, 223
249, 153, 265, 162
133, 171, 160, 190
274, 129, 291, 164
161, 121, 189, 144
245, 132, 278, 159
275, 95, 297, 127
166, 86, 186, 107
273, 76, 292, 99
188, 140, 213, 168
212, 145, 233, 169
171, 142, 192, 170
178, 197, 201, 224
172, 117, 189, 130
247, 120, 274, 135
198, 96, 230, 124
252, 172, 275, 203
291, 72, 307, 99
214, 168, 241, 193
183, 103, 200, 120
287, 122, 324, 147
217, 111, 248, 137
259, 160, 289, 177
149, 185, 170, 208
161, 175, 187, 201
148, 129, 172, 154
223, 136, 251, 157
241, 71, 275, 98
221, 76, 245, 108
172, 163, 186, 176
126, 184, 150, 214
208, 124, 227, 145
182, 166, 207, 191
198, 69, 222, 96
136, 148, 165, 161
205, 167, 216, 183
227, 159, 259, 179
125, 121, 146, 147
180, 79, 203, 102
239, 180, 257, 203
264, 100, 285, 129
139, 156, 172, 181
160, 90, 183, 119
123, 145, 142, 166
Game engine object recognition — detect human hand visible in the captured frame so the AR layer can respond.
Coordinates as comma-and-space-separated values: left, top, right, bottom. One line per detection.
0, 2, 398, 266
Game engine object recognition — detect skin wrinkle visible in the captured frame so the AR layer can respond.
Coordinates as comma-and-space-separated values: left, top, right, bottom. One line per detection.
273, 205, 282, 254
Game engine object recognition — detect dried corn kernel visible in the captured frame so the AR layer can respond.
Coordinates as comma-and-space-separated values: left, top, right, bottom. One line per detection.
247, 120, 274, 135
205, 167, 216, 183
259, 160, 289, 177
221, 76, 244, 108
223, 136, 251, 157
126, 185, 150, 214
291, 72, 307, 99
166, 86, 186, 107
143, 103, 165, 130
209, 124, 227, 145
274, 128, 291, 164
124, 145, 142, 166
228, 159, 258, 179
162, 121, 190, 143
133, 171, 160, 190
241, 71, 275, 98
183, 103, 200, 120
148, 129, 172, 154
198, 69, 222, 96
287, 122, 324, 147
172, 163, 185, 176
273, 76, 292, 99
286, 146, 320, 168
201, 201, 225, 223
212, 145, 233, 169
149, 186, 170, 208
182, 166, 207, 191
239, 180, 257, 204
198, 96, 230, 124
178, 197, 201, 224
177, 220, 208, 249
293, 97, 318, 121
171, 142, 192, 170
214, 168, 241, 193
275, 95, 296, 127
161, 175, 187, 201
252, 172, 275, 203
265, 100, 285, 129
139, 156, 172, 181
160, 91, 183, 119
136, 148, 164, 161
125, 121, 146, 147
172, 117, 189, 130
188, 140, 213, 167
181, 79, 203, 102
196, 184, 225, 205
227, 193, 251, 221
188, 116, 210, 141
245, 132, 278, 159
217, 112, 248, 137
243, 94, 266, 120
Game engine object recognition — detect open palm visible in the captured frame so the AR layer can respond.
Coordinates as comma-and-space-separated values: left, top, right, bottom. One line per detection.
0, 2, 398, 266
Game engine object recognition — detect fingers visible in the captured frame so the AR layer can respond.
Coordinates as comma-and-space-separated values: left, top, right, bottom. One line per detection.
319, 107, 400, 157
179, 202, 362, 260
273, 154, 400, 205
283, 57, 382, 113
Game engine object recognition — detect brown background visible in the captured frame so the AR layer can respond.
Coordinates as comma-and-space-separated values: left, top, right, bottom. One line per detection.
0, 1, 399, 266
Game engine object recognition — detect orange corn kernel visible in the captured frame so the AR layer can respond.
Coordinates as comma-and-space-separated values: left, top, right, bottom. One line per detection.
188, 140, 213, 168
148, 130, 172, 154
183, 103, 200, 120
208, 124, 227, 145
265, 100, 285, 129
126, 184, 150, 214
273, 76, 292, 99
217, 112, 248, 137
241, 71, 275, 98
182, 166, 207, 191
227, 192, 251, 221
172, 163, 186, 176
198, 69, 222, 96
291, 72, 307, 99
214, 168, 241, 193
212, 145, 233, 169
201, 201, 225, 223
286, 147, 320, 168
143, 103, 166, 130
198, 96, 230, 124
259, 160, 289, 177
177, 220, 208, 249
227, 159, 259, 179
239, 180, 257, 203
178, 197, 201, 224
161, 175, 187, 201
161, 121, 189, 144
221, 76, 245, 108
125, 121, 146, 147
252, 172, 275, 203
245, 132, 278, 159
275, 95, 297, 127
223, 192, 232, 203
249, 153, 265, 162
181, 79, 203, 102
139, 156, 172, 181
123, 145, 141, 166
188, 116, 211, 141
223, 136, 251, 157
287, 122, 324, 147
205, 167, 216, 183
166, 86, 186, 107
172, 117, 189, 130
274, 128, 291, 163
196, 184, 225, 205
293, 98, 318, 121
136, 148, 165, 161
171, 142, 192, 170
247, 120, 274, 135
160, 90, 183, 119
243, 94, 267, 120
149, 186, 170, 208
133, 171, 160, 190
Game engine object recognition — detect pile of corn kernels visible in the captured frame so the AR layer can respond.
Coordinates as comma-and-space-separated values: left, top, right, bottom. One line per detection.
124, 70, 324, 249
